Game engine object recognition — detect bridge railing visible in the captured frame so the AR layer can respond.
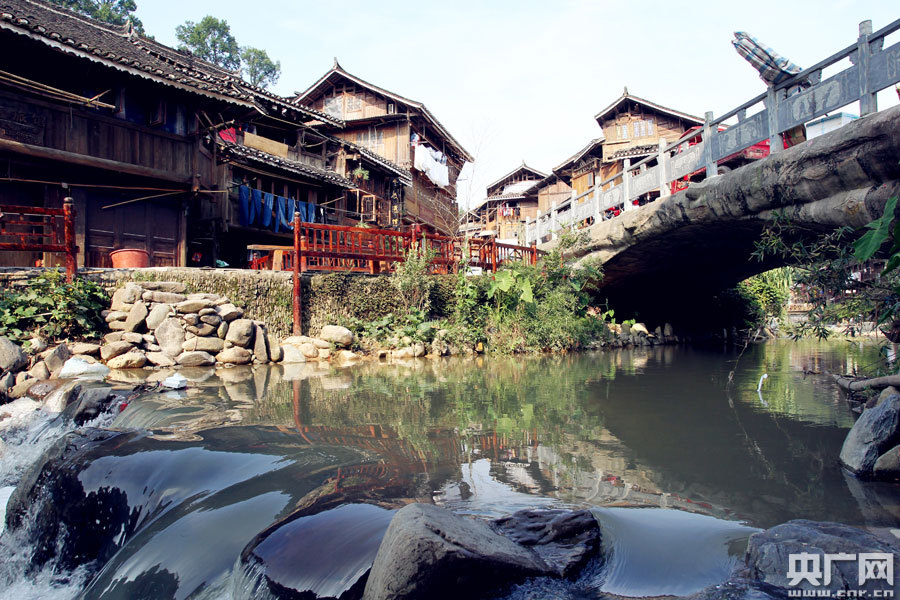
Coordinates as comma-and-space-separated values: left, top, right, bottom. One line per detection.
525, 17, 900, 246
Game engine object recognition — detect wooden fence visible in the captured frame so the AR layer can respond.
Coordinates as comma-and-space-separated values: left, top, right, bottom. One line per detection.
526, 17, 900, 245
249, 222, 540, 275
0, 197, 77, 281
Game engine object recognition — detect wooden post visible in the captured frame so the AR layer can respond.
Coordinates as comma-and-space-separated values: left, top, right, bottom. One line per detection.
63, 197, 76, 282
702, 111, 720, 176
530, 241, 537, 265
292, 211, 302, 336
857, 20, 877, 116
490, 237, 498, 272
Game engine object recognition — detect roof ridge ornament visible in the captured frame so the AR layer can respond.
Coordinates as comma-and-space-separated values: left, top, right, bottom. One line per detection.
333, 57, 343, 71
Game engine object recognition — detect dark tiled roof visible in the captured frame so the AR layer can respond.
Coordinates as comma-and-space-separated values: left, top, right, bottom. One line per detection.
0, 0, 341, 125
337, 136, 412, 184
221, 142, 353, 188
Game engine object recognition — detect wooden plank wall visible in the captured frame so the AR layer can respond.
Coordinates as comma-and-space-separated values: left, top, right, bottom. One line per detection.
0, 92, 195, 183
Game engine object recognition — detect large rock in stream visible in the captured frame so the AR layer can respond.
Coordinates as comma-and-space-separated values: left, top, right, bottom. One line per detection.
839, 394, 900, 476
363, 503, 554, 600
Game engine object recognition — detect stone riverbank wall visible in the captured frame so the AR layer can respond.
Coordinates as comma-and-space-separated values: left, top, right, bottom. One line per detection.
0, 268, 455, 339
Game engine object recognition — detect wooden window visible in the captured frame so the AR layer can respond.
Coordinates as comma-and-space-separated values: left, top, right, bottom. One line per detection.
616, 124, 629, 139
633, 119, 655, 138
387, 103, 396, 114
150, 100, 166, 126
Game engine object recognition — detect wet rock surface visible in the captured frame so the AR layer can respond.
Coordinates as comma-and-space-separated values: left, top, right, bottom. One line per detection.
840, 395, 900, 476
362, 503, 551, 600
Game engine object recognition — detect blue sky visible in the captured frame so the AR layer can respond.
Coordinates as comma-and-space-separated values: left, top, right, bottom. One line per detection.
136, 1, 899, 208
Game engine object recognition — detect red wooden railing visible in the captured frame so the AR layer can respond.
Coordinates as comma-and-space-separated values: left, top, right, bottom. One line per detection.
0, 198, 77, 281
249, 222, 540, 276
259, 214, 541, 334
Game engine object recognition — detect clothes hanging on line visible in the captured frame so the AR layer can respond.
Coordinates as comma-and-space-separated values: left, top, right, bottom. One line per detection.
261, 193, 274, 228
413, 144, 449, 188
238, 185, 251, 226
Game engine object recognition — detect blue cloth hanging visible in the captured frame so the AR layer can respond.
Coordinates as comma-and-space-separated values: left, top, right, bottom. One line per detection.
273, 196, 284, 233
249, 189, 262, 225
238, 185, 251, 226
307, 202, 317, 223
278, 198, 296, 230
261, 193, 274, 228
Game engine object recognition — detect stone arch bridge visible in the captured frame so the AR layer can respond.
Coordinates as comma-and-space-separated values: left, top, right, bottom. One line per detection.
554, 105, 900, 322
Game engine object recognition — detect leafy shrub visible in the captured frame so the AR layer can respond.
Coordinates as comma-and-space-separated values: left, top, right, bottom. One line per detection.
0, 271, 108, 341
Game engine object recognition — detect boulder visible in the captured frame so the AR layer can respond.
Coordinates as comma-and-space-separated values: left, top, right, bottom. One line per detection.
155, 318, 185, 358
27, 337, 48, 354
66, 387, 114, 425
107, 321, 127, 331
139, 281, 186, 294
412, 342, 426, 358
70, 354, 99, 364
319, 325, 354, 348
334, 350, 359, 364
631, 322, 650, 336
299, 343, 320, 359
746, 520, 900, 594
216, 303, 243, 322
122, 332, 144, 344
145, 304, 174, 330
26, 361, 50, 381
217, 321, 228, 339
100, 341, 134, 362
186, 324, 217, 337
252, 325, 269, 363
187, 293, 219, 301
874, 444, 900, 480
0, 371, 14, 393
317, 348, 331, 360
41, 381, 82, 413
106, 352, 147, 370
182, 313, 200, 326
392, 347, 414, 359
0, 336, 28, 373
267, 336, 283, 362
490, 509, 601, 578
181, 337, 225, 353
68, 342, 100, 356
176, 299, 214, 314
225, 319, 255, 348
104, 310, 128, 323
200, 314, 222, 326
362, 503, 548, 600
15, 371, 29, 385
663, 323, 674, 337
26, 379, 67, 402
58, 358, 110, 379
281, 343, 307, 364
123, 302, 149, 333
103, 332, 124, 344
839, 395, 900, 475
176, 351, 216, 367
162, 373, 188, 389
216, 347, 252, 365
142, 291, 186, 304
8, 378, 35, 399
145, 352, 176, 367
110, 283, 142, 311
199, 308, 217, 316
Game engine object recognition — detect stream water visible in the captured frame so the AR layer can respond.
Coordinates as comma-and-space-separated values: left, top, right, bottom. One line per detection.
1, 340, 898, 599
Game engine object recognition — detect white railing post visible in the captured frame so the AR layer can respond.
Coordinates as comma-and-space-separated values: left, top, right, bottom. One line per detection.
657, 139, 670, 197
857, 20, 877, 116
550, 202, 558, 240
622, 159, 633, 211
765, 89, 783, 154
592, 185, 601, 222
703, 110, 719, 176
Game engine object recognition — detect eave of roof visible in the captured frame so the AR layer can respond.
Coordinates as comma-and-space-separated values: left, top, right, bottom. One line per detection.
553, 138, 605, 173
221, 142, 353, 188
295, 61, 473, 162
486, 162, 548, 192
594, 89, 703, 125
337, 136, 412, 185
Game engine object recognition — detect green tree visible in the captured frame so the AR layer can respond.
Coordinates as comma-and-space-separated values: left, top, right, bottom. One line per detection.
175, 16, 240, 70
241, 46, 281, 89
49, 0, 144, 33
